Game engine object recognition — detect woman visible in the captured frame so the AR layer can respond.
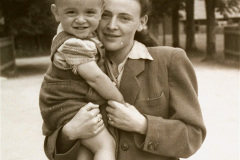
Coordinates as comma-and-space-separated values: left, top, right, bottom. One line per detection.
44, 0, 206, 159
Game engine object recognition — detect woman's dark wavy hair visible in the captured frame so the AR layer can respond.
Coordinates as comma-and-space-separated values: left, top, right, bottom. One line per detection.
137, 0, 152, 17
134, 0, 158, 47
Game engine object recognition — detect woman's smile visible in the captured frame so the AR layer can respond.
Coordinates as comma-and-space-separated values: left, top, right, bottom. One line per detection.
103, 32, 121, 39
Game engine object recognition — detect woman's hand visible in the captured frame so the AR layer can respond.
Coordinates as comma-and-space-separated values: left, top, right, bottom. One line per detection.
62, 102, 105, 141
106, 101, 147, 134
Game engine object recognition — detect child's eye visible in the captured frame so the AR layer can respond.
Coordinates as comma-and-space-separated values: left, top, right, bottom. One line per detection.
66, 11, 76, 16
86, 10, 96, 16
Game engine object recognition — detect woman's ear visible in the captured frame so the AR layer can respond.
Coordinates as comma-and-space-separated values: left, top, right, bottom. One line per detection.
137, 15, 148, 32
51, 4, 60, 22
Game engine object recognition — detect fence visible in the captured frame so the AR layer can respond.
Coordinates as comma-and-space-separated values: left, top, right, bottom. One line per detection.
224, 26, 240, 57
0, 36, 16, 72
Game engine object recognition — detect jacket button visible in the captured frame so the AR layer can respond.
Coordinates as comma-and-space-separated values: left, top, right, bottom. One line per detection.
154, 143, 159, 150
147, 142, 154, 150
121, 143, 129, 151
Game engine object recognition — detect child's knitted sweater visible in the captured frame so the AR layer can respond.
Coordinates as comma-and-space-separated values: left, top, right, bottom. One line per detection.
40, 31, 106, 136
51, 31, 104, 74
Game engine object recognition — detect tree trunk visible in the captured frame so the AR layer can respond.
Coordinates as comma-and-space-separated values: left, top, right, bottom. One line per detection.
1, 0, 11, 37
185, 0, 196, 52
205, 0, 216, 59
172, 1, 180, 47
162, 14, 166, 46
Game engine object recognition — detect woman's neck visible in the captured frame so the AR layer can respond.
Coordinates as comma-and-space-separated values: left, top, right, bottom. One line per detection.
106, 41, 134, 65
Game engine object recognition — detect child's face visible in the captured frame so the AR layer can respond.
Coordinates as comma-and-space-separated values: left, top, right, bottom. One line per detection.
51, 0, 103, 39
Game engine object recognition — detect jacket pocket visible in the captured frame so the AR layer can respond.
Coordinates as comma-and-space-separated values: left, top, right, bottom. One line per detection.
135, 92, 168, 117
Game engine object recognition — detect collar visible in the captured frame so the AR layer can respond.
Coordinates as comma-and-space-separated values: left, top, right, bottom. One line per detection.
107, 40, 153, 75
57, 23, 64, 34
128, 41, 153, 60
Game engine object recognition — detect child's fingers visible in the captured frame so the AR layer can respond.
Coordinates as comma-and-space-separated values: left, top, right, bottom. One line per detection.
85, 102, 99, 111
89, 108, 100, 117
107, 100, 123, 108
125, 103, 133, 108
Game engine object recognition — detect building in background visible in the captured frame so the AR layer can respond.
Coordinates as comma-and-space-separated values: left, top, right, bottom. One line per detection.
180, 0, 240, 33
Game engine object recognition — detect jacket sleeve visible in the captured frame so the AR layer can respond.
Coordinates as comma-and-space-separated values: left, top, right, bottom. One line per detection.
135, 48, 206, 158
44, 126, 80, 160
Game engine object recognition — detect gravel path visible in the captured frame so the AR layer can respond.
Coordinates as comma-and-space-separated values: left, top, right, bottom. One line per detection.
1, 56, 239, 160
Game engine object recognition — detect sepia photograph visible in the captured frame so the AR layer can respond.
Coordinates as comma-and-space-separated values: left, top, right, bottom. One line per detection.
1, 0, 239, 160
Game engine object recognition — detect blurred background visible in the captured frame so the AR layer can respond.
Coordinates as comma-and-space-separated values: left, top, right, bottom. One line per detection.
0, 0, 240, 65
0, 0, 240, 160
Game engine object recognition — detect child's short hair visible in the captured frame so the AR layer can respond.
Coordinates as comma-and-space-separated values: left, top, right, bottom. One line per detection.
54, 0, 105, 6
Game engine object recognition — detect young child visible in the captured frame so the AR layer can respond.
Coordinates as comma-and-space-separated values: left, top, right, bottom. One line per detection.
39, 0, 125, 159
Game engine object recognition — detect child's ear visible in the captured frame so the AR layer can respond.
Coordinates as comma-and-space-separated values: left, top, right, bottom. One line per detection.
51, 4, 60, 22
137, 15, 148, 32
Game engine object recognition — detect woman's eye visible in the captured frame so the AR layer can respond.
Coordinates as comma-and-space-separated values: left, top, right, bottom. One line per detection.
119, 16, 131, 21
102, 13, 111, 19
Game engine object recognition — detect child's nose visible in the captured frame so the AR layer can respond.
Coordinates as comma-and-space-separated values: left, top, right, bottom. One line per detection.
75, 15, 86, 23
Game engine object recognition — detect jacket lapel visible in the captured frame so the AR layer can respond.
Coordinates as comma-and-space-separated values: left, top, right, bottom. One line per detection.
119, 59, 145, 104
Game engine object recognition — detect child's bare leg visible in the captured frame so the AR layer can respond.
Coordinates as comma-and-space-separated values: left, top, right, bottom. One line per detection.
81, 127, 116, 160
76, 145, 93, 160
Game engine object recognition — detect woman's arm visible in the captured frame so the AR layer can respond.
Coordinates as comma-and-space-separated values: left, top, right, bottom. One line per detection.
44, 103, 104, 160
106, 49, 206, 158
138, 49, 206, 158
77, 61, 125, 104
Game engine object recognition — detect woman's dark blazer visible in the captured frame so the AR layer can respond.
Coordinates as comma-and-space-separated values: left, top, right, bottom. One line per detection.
44, 46, 206, 160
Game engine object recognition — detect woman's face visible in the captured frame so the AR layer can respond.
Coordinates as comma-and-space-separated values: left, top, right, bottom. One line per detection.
97, 0, 147, 53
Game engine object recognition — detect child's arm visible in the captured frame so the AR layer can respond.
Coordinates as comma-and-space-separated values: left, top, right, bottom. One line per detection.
77, 61, 125, 104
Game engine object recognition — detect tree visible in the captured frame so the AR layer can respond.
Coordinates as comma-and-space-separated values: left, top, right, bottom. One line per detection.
205, 0, 240, 60
2, 0, 56, 52
151, 0, 183, 47
205, 0, 216, 59
216, 0, 240, 16
24, 0, 56, 50
149, 0, 172, 45
0, 1, 4, 37
185, 0, 196, 52
172, 0, 180, 47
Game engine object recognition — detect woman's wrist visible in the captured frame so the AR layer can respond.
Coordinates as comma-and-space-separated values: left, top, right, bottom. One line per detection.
62, 122, 76, 141
136, 115, 147, 135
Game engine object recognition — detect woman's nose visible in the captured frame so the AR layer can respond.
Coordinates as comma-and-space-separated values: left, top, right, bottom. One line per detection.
75, 15, 86, 23
107, 17, 118, 30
